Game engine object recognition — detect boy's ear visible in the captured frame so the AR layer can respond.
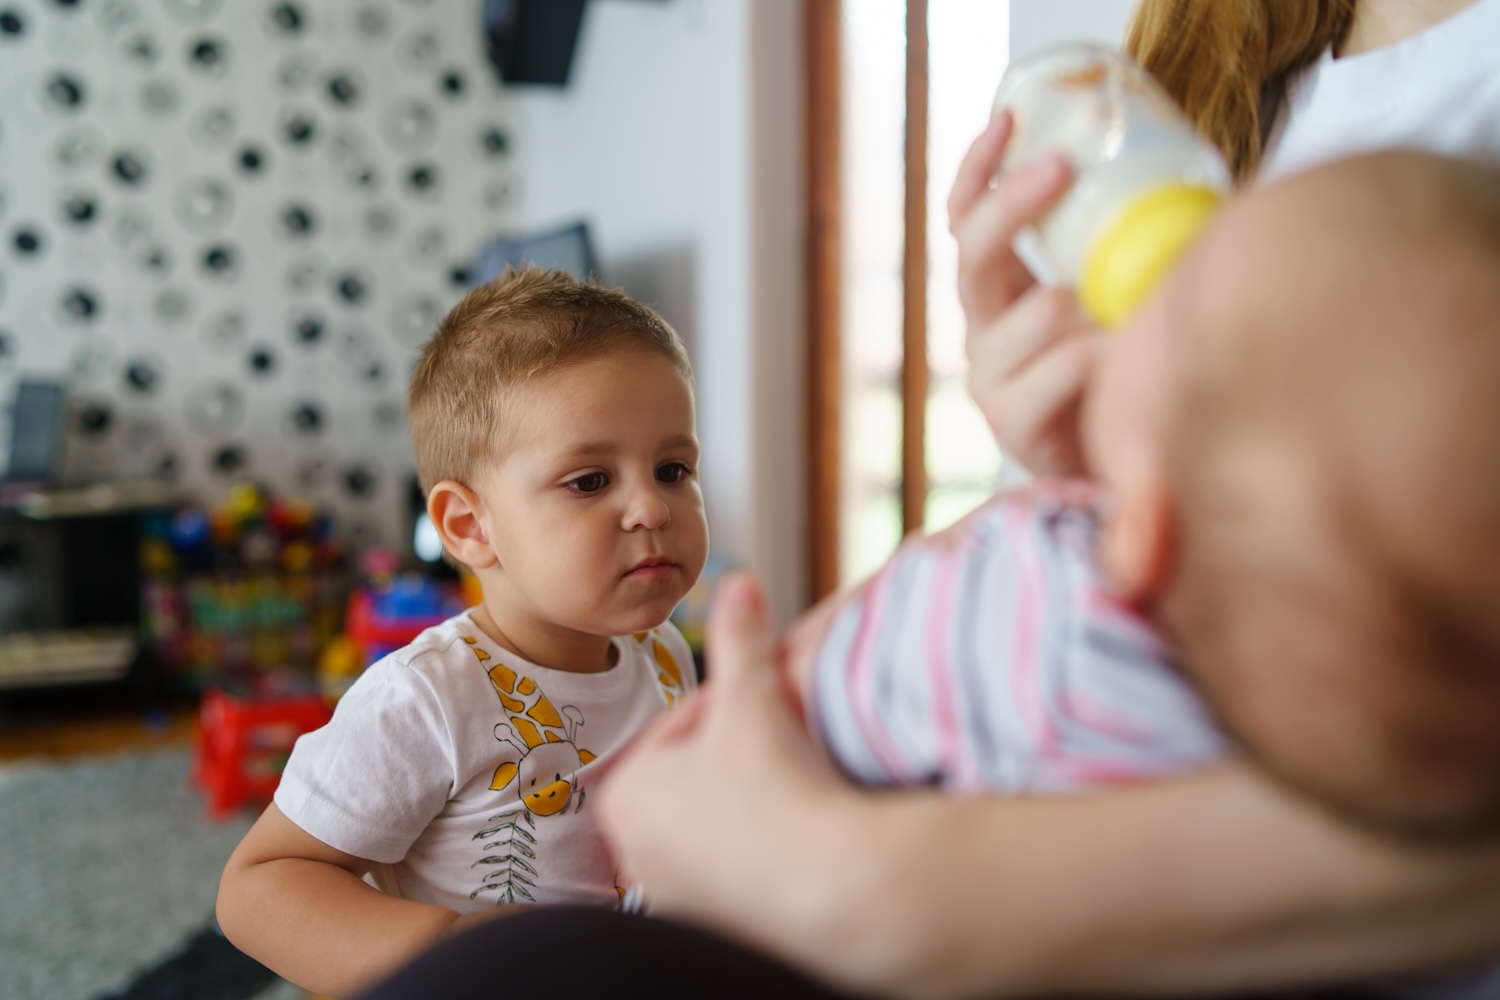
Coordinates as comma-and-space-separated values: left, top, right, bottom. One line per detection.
427, 480, 497, 570
1099, 478, 1175, 607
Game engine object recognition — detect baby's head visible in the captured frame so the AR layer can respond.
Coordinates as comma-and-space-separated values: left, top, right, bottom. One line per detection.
1088, 150, 1500, 845
408, 266, 708, 639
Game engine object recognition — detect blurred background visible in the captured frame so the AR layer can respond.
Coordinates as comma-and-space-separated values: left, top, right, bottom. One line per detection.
0, 1, 1131, 997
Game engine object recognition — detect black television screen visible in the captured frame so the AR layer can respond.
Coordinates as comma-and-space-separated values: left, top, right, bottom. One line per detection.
6, 381, 67, 485
484, 0, 588, 86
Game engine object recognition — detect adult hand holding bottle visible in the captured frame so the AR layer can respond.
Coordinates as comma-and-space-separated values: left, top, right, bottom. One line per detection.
948, 109, 1102, 480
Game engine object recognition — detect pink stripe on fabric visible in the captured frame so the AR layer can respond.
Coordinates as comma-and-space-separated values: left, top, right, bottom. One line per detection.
924, 544, 971, 788
845, 560, 913, 781
1061, 688, 1156, 744
1002, 501, 1058, 756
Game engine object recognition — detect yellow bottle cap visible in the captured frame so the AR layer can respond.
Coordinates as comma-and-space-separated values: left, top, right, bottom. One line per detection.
1080, 183, 1223, 328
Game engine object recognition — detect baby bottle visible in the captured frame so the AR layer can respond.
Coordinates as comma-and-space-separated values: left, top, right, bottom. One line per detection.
993, 44, 1230, 327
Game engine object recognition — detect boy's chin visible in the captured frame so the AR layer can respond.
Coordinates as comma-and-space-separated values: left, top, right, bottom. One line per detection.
609, 598, 687, 638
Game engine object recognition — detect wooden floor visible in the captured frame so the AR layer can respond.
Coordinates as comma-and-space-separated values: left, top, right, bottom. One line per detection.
0, 696, 198, 761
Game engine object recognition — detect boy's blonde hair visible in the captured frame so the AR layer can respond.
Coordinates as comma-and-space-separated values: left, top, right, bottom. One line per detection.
407, 266, 692, 493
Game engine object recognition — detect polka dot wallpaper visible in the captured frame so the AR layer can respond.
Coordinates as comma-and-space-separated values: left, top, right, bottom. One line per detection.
0, 0, 519, 549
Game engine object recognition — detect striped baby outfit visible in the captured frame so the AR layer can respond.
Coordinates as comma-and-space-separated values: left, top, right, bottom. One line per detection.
810, 483, 1225, 795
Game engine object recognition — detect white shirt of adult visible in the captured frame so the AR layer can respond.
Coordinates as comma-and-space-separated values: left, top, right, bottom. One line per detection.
1261, 0, 1500, 182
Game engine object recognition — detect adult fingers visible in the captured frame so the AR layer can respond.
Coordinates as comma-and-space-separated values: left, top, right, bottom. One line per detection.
953, 155, 1071, 327
974, 334, 1098, 479
966, 285, 1090, 380
700, 572, 777, 695
946, 109, 1012, 231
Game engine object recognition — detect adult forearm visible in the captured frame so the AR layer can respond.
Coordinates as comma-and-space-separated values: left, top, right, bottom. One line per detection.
786, 768, 1500, 999
216, 857, 457, 997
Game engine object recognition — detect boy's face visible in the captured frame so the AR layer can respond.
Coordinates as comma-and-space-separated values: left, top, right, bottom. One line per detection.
472, 345, 709, 640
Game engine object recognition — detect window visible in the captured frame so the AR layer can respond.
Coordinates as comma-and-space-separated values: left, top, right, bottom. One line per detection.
808, 0, 1011, 596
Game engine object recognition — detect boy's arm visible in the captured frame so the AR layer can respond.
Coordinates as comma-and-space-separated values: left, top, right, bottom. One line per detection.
217, 803, 460, 998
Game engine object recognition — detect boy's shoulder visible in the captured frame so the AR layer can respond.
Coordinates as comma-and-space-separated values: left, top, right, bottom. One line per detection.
376, 610, 489, 679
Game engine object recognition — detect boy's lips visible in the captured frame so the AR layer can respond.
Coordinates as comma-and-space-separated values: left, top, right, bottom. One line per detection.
623, 556, 677, 579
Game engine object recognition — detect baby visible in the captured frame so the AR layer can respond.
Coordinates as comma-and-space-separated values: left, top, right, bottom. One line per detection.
217, 268, 708, 996
793, 149, 1500, 858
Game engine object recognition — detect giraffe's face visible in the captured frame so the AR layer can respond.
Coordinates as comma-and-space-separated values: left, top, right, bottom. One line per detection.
465, 346, 709, 641
515, 741, 586, 816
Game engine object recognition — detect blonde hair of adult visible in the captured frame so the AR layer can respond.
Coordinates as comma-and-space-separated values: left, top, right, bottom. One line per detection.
1125, 0, 1356, 181
407, 267, 692, 495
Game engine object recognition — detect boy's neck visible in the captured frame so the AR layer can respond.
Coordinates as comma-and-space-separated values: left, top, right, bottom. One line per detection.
469, 600, 617, 674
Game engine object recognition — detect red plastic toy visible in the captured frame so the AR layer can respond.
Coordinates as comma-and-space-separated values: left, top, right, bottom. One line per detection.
192, 686, 332, 820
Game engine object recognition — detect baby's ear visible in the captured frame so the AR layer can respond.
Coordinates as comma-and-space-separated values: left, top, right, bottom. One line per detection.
1099, 478, 1175, 607
428, 481, 497, 570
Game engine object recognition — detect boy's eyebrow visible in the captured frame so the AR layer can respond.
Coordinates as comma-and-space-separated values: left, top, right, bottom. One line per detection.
556, 435, 700, 458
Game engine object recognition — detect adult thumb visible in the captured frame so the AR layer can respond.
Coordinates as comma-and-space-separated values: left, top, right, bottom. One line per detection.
702, 572, 776, 693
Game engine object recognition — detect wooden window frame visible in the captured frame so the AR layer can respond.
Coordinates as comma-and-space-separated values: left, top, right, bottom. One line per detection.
805, 0, 929, 601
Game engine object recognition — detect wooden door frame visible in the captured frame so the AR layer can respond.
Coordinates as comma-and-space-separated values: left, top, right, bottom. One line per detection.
805, 0, 842, 602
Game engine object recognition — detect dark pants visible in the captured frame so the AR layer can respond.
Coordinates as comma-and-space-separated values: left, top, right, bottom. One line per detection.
356, 906, 868, 1000
355, 905, 1388, 1000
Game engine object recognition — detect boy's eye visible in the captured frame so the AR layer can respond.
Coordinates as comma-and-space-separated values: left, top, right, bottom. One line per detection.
656, 462, 692, 485
567, 472, 607, 494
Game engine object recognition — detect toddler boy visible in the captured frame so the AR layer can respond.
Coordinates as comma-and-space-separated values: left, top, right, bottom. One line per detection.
218, 268, 708, 996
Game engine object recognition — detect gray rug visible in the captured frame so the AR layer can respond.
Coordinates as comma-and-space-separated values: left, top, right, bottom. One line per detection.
0, 750, 302, 1000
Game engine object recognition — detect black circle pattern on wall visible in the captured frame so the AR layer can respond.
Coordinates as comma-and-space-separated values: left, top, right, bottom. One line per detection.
247, 345, 276, 376
0, 0, 517, 546
124, 358, 162, 394
334, 269, 373, 306
12, 228, 43, 257
237, 143, 269, 175
290, 309, 326, 347
268, 2, 305, 35
43, 72, 86, 112
343, 463, 377, 499
187, 35, 229, 76
112, 149, 151, 187
60, 190, 98, 225
211, 443, 247, 476
76, 401, 114, 436
289, 401, 322, 435
201, 243, 239, 282
60, 286, 100, 323
281, 109, 318, 147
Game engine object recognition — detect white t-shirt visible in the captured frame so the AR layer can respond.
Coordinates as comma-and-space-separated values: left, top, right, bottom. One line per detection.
275, 611, 695, 912
1261, 0, 1500, 182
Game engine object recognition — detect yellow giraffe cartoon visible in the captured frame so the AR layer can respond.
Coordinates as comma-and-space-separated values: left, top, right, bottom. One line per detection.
462, 636, 598, 816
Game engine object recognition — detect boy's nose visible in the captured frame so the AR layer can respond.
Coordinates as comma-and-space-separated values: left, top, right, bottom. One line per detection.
623, 486, 671, 531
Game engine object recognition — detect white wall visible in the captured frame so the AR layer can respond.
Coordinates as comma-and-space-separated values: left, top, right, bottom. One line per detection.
1009, 0, 1136, 60
507, 0, 807, 626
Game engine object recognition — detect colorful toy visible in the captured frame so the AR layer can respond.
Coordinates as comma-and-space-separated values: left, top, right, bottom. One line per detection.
316, 553, 467, 701
192, 684, 332, 820
139, 482, 348, 686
